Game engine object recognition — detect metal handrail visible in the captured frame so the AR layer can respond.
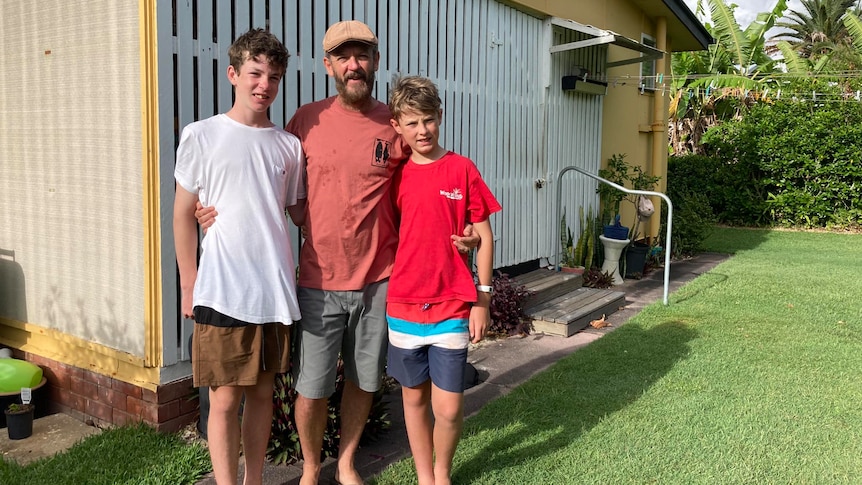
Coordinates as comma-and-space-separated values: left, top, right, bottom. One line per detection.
555, 166, 674, 305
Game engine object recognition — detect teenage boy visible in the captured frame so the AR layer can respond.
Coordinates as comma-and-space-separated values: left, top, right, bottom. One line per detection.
173, 28, 303, 485
386, 75, 501, 485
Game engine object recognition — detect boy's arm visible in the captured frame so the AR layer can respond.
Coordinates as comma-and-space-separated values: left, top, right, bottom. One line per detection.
286, 198, 307, 228
174, 185, 200, 319
469, 219, 495, 343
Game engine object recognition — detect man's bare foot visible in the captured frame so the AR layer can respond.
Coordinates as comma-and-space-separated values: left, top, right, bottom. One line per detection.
334, 467, 364, 485
299, 464, 320, 485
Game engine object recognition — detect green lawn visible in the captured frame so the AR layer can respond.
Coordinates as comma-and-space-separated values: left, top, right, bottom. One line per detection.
373, 227, 862, 484
0, 423, 210, 485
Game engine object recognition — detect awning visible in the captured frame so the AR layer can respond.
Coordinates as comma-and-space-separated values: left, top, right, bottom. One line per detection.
549, 17, 664, 69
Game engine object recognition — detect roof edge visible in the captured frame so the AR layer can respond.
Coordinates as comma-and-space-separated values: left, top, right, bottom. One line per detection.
663, 0, 712, 49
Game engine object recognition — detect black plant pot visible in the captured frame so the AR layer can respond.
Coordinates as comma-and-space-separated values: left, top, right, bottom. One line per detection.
623, 242, 649, 278
5, 405, 34, 440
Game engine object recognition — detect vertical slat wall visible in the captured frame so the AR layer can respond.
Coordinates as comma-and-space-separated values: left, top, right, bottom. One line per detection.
159, 0, 600, 364
544, 26, 606, 266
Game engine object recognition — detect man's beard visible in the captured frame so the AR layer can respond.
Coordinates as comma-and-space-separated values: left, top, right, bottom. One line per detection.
335, 70, 375, 105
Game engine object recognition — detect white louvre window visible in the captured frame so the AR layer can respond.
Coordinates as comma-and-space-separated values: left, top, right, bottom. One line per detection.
641, 34, 657, 91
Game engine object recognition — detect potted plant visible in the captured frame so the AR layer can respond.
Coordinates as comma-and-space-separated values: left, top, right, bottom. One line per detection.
623, 166, 661, 278
558, 208, 583, 274
560, 206, 599, 274
5, 402, 34, 440
597, 154, 630, 238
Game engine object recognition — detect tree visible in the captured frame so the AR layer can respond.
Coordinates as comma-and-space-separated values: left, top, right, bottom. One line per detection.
669, 0, 788, 154
772, 0, 861, 58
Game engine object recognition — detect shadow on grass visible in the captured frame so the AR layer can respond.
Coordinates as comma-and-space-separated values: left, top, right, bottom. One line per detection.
451, 320, 697, 482
701, 226, 771, 254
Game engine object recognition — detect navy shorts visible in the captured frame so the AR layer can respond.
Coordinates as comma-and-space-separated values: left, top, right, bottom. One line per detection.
387, 343, 468, 393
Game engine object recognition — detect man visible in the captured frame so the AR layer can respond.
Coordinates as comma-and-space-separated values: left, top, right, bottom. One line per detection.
197, 20, 477, 485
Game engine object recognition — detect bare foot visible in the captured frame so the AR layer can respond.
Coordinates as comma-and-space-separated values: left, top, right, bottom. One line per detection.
334, 467, 364, 485
299, 464, 320, 485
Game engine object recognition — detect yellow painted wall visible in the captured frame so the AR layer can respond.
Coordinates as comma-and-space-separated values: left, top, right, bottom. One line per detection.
0, 1, 155, 387
512, 0, 674, 239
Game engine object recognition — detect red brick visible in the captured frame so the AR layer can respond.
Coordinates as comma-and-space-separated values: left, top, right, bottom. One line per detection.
25, 353, 52, 369
86, 399, 113, 422
70, 376, 98, 401
57, 389, 85, 412
113, 409, 141, 427
156, 378, 195, 404
113, 380, 142, 399
156, 413, 196, 433
179, 394, 200, 415
82, 369, 113, 388
157, 400, 180, 422
126, 396, 145, 418
38, 361, 73, 388
142, 388, 157, 404
128, 396, 158, 422
99, 386, 126, 411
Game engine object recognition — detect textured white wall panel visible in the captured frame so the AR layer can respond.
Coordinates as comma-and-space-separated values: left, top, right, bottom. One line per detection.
0, 0, 145, 356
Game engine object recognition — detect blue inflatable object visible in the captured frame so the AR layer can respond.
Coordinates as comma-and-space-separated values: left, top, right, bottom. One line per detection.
0, 359, 43, 394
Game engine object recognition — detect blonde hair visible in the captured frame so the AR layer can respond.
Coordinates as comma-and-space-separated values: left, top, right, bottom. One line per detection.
388, 75, 442, 120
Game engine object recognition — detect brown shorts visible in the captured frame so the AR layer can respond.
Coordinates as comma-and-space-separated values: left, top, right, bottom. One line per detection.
192, 321, 291, 388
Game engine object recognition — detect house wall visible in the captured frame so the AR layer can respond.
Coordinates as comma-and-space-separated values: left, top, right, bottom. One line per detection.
514, 0, 673, 240
0, 0, 188, 429
0, 2, 148, 357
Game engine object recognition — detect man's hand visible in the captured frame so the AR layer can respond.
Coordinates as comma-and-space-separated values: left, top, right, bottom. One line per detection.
452, 224, 480, 253
195, 202, 218, 231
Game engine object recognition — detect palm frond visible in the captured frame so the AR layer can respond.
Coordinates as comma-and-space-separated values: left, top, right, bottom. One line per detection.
844, 10, 862, 53
776, 40, 811, 73
708, 0, 749, 71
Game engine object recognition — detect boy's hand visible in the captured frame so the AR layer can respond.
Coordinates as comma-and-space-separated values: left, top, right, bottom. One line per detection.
469, 295, 491, 343
194, 201, 218, 231
452, 224, 480, 253
181, 287, 194, 320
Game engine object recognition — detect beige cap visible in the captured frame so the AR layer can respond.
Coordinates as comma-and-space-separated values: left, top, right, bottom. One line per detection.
323, 20, 378, 53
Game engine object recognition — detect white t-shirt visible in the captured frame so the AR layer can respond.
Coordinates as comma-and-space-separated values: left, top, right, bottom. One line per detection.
174, 114, 305, 324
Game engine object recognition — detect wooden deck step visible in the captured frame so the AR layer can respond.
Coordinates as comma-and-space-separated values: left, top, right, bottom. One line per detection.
527, 288, 626, 337
511, 269, 584, 309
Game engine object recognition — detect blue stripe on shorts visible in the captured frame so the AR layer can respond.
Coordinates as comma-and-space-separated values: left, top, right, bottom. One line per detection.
386, 315, 470, 350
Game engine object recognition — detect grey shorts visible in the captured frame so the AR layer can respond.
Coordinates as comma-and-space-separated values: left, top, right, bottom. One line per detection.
292, 279, 388, 399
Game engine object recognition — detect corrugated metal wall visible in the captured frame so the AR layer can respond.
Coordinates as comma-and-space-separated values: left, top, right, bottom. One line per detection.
158, 0, 604, 364
545, 24, 606, 268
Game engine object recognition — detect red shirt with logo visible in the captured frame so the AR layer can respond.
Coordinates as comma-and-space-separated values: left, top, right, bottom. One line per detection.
387, 151, 501, 304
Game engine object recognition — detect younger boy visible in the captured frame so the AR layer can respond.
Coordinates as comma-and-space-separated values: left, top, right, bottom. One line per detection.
386, 76, 501, 485
173, 29, 304, 485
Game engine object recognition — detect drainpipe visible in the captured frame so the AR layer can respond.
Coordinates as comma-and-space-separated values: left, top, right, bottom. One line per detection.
649, 17, 668, 241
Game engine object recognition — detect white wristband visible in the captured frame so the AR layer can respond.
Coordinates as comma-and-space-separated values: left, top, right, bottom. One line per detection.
476, 284, 493, 294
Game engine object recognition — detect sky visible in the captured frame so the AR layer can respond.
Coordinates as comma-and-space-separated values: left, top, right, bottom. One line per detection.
682, 0, 804, 38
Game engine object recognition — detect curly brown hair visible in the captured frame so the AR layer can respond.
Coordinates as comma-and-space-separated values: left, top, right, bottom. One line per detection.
228, 28, 290, 74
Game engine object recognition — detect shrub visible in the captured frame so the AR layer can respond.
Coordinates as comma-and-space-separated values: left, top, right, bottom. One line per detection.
490, 272, 534, 337
582, 268, 614, 289
701, 99, 862, 229
268, 362, 390, 465
663, 156, 718, 257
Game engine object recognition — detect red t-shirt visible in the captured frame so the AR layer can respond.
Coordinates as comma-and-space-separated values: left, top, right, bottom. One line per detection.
387, 151, 501, 304
286, 97, 407, 290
